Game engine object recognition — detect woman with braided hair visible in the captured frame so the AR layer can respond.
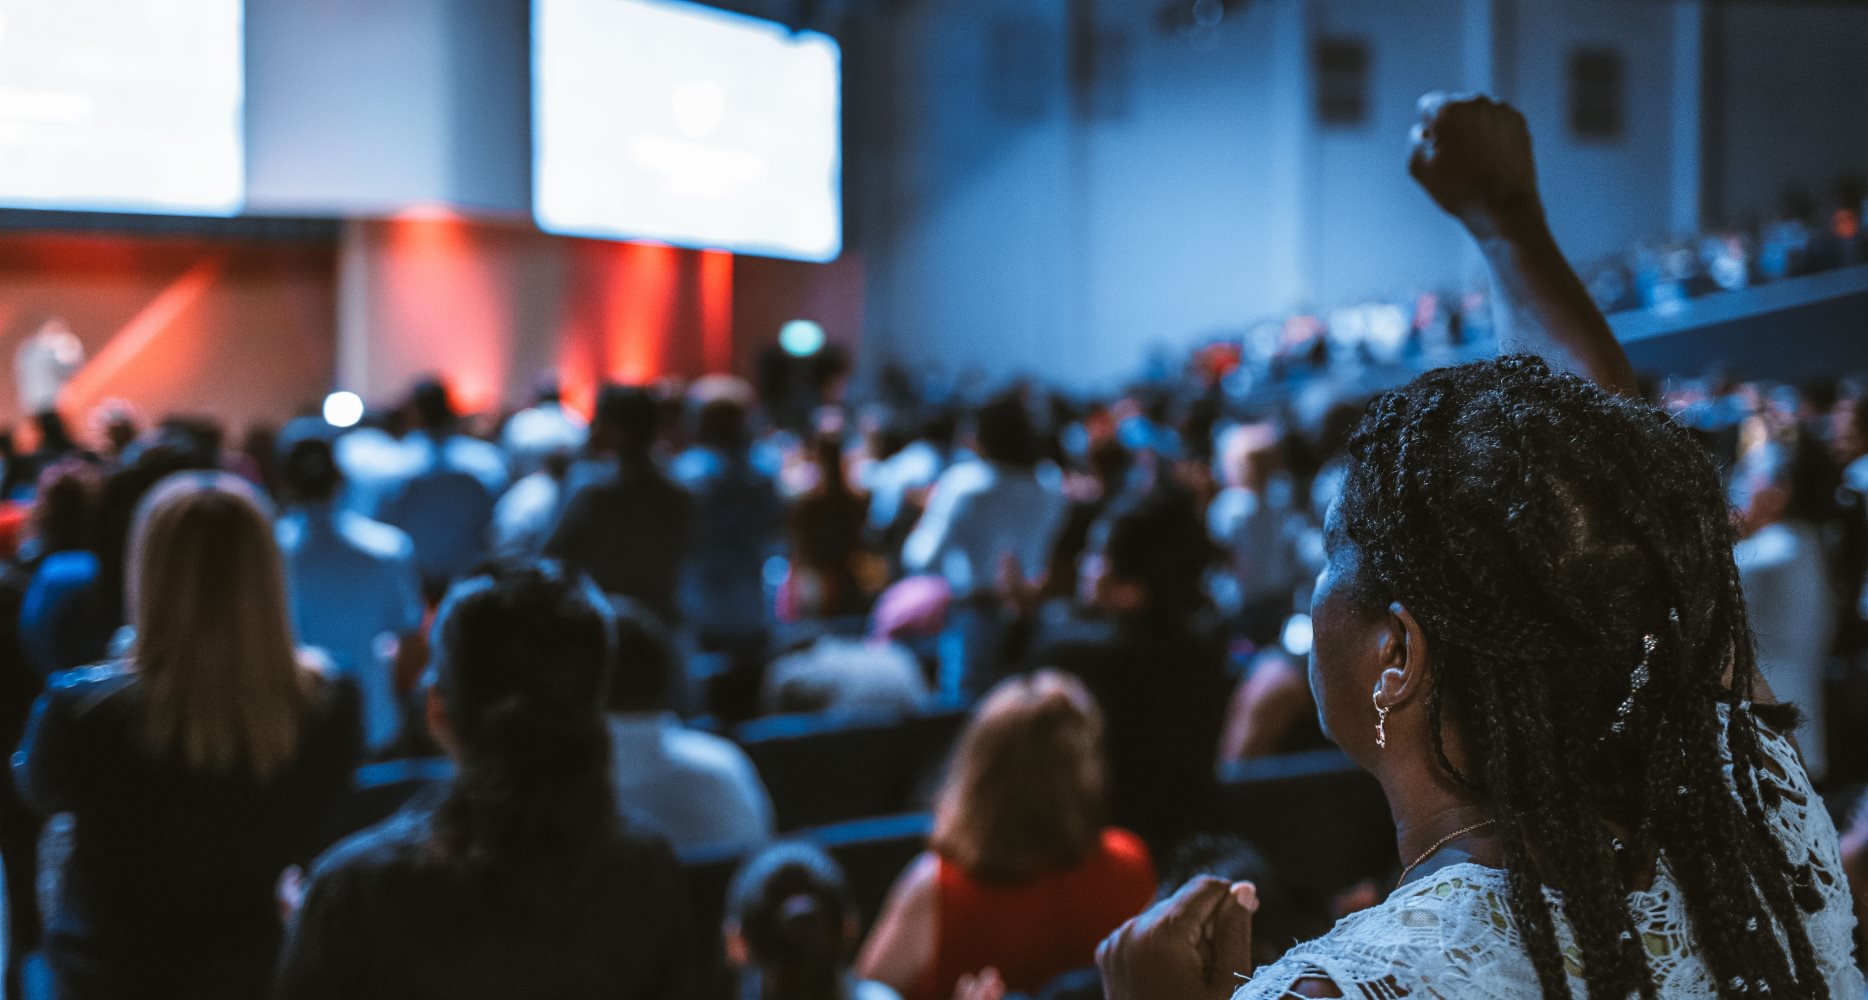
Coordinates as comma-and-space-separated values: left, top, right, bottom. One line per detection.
1097, 94, 1863, 999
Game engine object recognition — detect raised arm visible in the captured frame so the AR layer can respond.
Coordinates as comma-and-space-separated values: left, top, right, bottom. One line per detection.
1409, 93, 1640, 397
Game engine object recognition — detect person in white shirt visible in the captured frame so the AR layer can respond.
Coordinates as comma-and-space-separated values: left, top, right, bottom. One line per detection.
605, 598, 774, 856
902, 392, 1067, 697
276, 436, 426, 755
501, 377, 587, 478
14, 318, 83, 417
1207, 422, 1308, 647
1732, 433, 1839, 780
903, 394, 1066, 596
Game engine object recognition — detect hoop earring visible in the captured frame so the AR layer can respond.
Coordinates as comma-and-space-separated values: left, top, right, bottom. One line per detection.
1374, 696, 1390, 750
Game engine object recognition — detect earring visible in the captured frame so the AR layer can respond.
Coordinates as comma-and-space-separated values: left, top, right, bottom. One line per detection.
1374, 695, 1389, 749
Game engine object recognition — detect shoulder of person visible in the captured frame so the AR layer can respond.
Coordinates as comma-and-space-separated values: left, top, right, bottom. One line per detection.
44, 661, 135, 706
339, 512, 417, 561
306, 809, 433, 890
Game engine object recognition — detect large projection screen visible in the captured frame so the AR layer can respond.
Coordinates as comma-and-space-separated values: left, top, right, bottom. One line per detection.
533, 0, 842, 262
0, 0, 244, 216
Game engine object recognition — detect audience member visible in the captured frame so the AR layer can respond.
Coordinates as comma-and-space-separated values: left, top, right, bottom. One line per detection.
671, 383, 783, 719
15, 472, 361, 1000
1030, 487, 1230, 857
857, 672, 1154, 1000
783, 423, 872, 623
546, 386, 693, 624
1101, 93, 1862, 1000
864, 411, 956, 551
726, 842, 900, 1000
275, 562, 692, 999
1207, 423, 1307, 647
489, 447, 574, 560
903, 392, 1067, 697
1732, 429, 1840, 780
378, 380, 503, 594
500, 376, 587, 478
276, 438, 426, 756
16, 461, 104, 676
605, 597, 775, 856
762, 635, 931, 716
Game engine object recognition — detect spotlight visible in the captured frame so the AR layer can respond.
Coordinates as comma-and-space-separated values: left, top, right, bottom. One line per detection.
779, 319, 826, 358
323, 391, 364, 428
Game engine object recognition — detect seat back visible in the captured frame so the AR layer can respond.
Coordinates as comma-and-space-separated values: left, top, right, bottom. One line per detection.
1218, 749, 1395, 894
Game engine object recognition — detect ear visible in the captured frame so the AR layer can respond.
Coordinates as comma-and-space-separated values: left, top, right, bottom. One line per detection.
1373, 602, 1431, 708
723, 921, 750, 968
425, 687, 458, 760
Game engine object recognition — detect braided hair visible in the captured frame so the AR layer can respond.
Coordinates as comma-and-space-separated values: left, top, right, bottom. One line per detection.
1336, 355, 1823, 999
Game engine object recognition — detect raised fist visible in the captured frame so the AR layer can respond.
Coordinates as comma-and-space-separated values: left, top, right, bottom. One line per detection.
1408, 92, 1542, 237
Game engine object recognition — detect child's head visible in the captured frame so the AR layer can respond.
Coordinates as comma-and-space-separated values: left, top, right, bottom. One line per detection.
726, 842, 858, 988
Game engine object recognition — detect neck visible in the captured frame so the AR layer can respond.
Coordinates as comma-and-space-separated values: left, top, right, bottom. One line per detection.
1375, 754, 1501, 877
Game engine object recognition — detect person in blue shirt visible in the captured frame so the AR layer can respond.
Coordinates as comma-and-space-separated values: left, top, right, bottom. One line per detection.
671, 388, 782, 718
276, 437, 425, 756
377, 380, 503, 596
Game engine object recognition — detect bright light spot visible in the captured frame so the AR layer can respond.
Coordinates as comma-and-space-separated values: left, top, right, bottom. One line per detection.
323, 391, 364, 428
779, 319, 825, 358
670, 80, 727, 138
1281, 613, 1314, 658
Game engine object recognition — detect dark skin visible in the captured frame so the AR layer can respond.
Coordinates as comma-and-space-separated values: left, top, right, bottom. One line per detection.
1098, 92, 1756, 1000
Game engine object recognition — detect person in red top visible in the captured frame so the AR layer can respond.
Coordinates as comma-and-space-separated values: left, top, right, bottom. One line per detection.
857, 671, 1156, 1000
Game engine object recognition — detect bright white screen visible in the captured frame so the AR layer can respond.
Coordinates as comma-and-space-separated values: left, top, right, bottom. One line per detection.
534, 0, 841, 262
0, 0, 243, 216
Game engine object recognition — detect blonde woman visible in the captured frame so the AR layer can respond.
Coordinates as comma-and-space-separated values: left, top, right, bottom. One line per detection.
14, 472, 360, 1000
857, 671, 1155, 1000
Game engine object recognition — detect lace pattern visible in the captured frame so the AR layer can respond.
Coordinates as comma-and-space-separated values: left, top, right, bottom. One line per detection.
1234, 718, 1864, 999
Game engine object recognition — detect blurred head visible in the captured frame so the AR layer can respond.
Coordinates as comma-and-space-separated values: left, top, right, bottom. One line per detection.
1730, 429, 1836, 535
1093, 486, 1214, 619
1218, 423, 1282, 493
280, 437, 344, 505
532, 375, 563, 407
932, 671, 1106, 882
696, 397, 750, 452
410, 378, 457, 434
30, 458, 100, 554
604, 597, 679, 714
129, 472, 304, 776
725, 842, 859, 987
427, 561, 617, 875
1308, 355, 1821, 996
974, 392, 1040, 470
591, 385, 659, 455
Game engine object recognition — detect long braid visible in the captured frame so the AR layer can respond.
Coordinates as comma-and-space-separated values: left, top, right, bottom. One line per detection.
1338, 356, 1827, 998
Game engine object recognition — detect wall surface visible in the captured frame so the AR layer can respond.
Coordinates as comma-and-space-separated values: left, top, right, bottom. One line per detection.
853, 0, 1868, 388
0, 232, 338, 432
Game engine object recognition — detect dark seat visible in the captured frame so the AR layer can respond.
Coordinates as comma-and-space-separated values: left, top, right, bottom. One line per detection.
806, 812, 934, 928
1218, 749, 1394, 895
733, 700, 971, 831
734, 709, 907, 831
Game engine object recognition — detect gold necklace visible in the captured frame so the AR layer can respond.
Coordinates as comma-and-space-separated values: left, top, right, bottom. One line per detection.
1396, 818, 1498, 888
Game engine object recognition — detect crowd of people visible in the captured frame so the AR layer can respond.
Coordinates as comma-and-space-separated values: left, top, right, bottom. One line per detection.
0, 94, 1860, 1000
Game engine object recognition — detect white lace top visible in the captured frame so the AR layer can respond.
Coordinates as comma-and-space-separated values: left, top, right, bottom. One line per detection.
1235, 719, 1864, 999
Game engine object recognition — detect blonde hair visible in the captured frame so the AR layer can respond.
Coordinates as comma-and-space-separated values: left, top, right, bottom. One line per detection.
931, 670, 1107, 883
129, 472, 305, 777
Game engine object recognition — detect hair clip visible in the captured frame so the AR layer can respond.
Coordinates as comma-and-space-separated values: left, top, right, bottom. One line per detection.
1609, 632, 1661, 734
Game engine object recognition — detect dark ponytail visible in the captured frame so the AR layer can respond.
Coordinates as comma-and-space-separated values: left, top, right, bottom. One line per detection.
729, 843, 857, 999
429, 562, 616, 889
